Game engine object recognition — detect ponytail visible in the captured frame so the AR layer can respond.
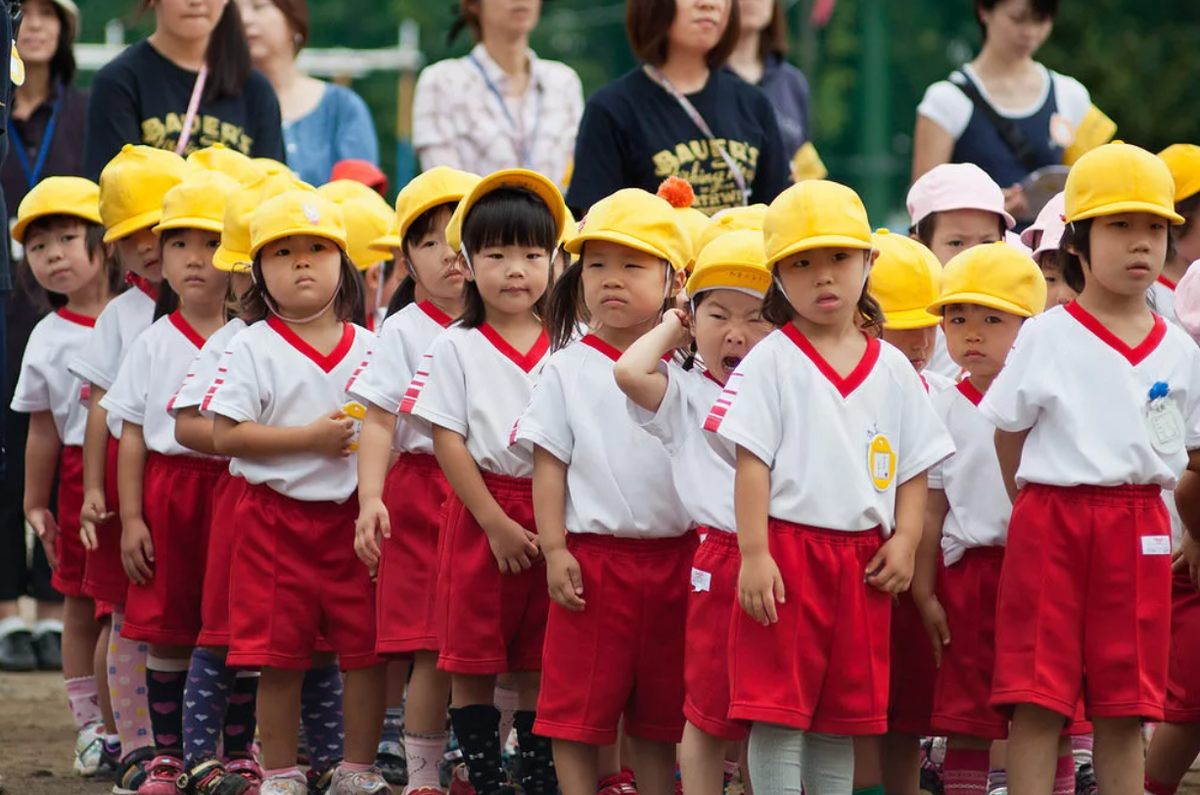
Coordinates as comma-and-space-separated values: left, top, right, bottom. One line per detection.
546, 259, 587, 351
386, 274, 417, 318
204, 2, 252, 102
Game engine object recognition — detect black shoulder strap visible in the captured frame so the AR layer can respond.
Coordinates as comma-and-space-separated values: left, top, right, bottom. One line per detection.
953, 69, 1042, 174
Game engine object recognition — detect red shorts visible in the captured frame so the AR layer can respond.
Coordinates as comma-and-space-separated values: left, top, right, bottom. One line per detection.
376, 454, 451, 655
992, 484, 1171, 721
94, 600, 115, 621
536, 532, 697, 746
1165, 570, 1200, 722
197, 471, 247, 648
889, 589, 938, 736
436, 472, 548, 675
728, 520, 891, 735
82, 435, 128, 605
122, 454, 224, 646
50, 446, 87, 598
227, 483, 379, 671
683, 530, 746, 742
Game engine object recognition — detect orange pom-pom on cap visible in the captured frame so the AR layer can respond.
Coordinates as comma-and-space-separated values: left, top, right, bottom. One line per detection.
656, 176, 695, 209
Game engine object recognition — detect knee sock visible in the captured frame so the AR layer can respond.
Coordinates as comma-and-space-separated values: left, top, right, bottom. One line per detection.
108, 612, 154, 756
404, 732, 447, 792
1146, 775, 1178, 795
799, 732, 853, 795
223, 672, 259, 760
495, 684, 518, 748
450, 704, 510, 795
748, 722, 804, 795
65, 675, 102, 731
944, 749, 991, 795
181, 649, 235, 766
381, 705, 405, 746
1071, 735, 1093, 769
514, 710, 556, 795
301, 664, 345, 774
145, 654, 189, 758
1052, 755, 1074, 795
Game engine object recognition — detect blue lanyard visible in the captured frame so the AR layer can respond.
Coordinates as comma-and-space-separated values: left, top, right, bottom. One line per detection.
468, 54, 542, 169
7, 87, 62, 191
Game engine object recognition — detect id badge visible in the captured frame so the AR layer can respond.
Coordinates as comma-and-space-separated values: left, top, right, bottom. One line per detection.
1145, 382, 1185, 456
867, 434, 896, 492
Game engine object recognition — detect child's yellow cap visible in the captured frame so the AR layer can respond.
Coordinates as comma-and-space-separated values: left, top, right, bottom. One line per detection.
1065, 142, 1185, 225
927, 241, 1047, 318
695, 205, 769, 256
187, 143, 266, 187
446, 169, 568, 252
559, 207, 577, 250
253, 158, 293, 177
371, 166, 482, 254
98, 144, 191, 243
214, 174, 312, 273
249, 190, 346, 259
12, 176, 102, 245
1158, 144, 1200, 204
154, 171, 242, 236
685, 229, 772, 298
764, 180, 872, 268
317, 179, 382, 206
317, 190, 394, 271
565, 188, 693, 271
868, 229, 943, 330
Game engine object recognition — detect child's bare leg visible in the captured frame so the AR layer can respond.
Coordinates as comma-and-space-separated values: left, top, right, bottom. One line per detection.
1007, 705, 1064, 795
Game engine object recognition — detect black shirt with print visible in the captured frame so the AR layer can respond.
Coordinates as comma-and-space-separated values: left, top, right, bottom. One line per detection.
566, 67, 789, 217
84, 41, 285, 180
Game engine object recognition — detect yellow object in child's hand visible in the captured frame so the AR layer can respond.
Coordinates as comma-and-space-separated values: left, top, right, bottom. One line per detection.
343, 401, 367, 452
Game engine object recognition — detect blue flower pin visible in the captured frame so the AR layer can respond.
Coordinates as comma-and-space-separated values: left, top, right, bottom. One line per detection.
1149, 381, 1170, 401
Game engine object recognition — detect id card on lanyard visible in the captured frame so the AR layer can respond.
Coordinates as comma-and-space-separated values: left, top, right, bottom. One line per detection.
7, 87, 62, 191
468, 53, 542, 170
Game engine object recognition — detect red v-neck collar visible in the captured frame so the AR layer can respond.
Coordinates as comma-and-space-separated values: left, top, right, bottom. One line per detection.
56, 307, 96, 328
580, 334, 621, 362
702, 369, 725, 387
780, 323, 880, 398
479, 323, 549, 373
956, 379, 984, 407
418, 300, 454, 328
1158, 275, 1177, 291
1064, 300, 1166, 366
169, 311, 206, 349
125, 272, 159, 301
267, 316, 356, 373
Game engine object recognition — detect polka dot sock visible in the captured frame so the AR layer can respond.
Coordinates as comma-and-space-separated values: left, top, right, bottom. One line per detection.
107, 612, 154, 757
449, 704, 510, 795
301, 665, 345, 775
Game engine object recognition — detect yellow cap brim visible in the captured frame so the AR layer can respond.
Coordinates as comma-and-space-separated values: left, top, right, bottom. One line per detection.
926, 292, 1035, 318
11, 209, 103, 245
250, 227, 347, 259
351, 249, 389, 270
686, 265, 771, 297
212, 245, 251, 273
368, 234, 402, 254
767, 234, 872, 267
568, 229, 686, 271
153, 217, 224, 235
881, 307, 942, 330
1068, 200, 1186, 225
103, 208, 164, 243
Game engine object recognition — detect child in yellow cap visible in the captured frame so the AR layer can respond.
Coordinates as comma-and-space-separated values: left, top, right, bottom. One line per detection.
979, 143, 1200, 795
612, 228, 773, 795
510, 187, 697, 795
203, 190, 386, 793
9, 176, 120, 777
1149, 144, 1200, 325
704, 180, 953, 795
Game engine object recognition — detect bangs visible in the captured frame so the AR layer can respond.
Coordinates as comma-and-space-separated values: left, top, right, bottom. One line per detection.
403, 202, 455, 254
461, 188, 558, 256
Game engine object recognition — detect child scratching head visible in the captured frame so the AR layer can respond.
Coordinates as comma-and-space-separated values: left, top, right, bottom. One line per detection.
98, 144, 191, 283
152, 170, 240, 318
867, 229, 942, 372
908, 163, 1015, 264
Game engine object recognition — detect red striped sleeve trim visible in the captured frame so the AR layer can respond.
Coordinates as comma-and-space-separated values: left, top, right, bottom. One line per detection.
398, 355, 433, 414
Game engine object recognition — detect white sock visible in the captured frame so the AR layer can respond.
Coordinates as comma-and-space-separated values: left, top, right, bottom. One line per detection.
748, 722, 805, 795
801, 733, 853, 795
0, 615, 28, 638
33, 618, 64, 635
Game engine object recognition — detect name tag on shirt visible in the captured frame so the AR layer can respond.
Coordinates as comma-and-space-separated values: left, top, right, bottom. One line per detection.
1141, 535, 1171, 556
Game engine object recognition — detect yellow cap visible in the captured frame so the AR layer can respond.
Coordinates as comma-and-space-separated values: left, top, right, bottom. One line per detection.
695, 205, 769, 255
764, 180, 872, 268
1064, 141, 1185, 225
559, 207, 577, 249
249, 190, 347, 259
154, 171, 242, 236
446, 169, 568, 252
927, 241, 1047, 318
685, 229, 772, 298
99, 145, 191, 242
327, 192, 394, 270
868, 229, 943, 330
253, 158, 293, 177
317, 179, 383, 206
187, 143, 266, 187
565, 188, 693, 271
1158, 144, 1200, 204
214, 174, 311, 272
655, 177, 709, 271
12, 176, 102, 244
370, 167, 482, 255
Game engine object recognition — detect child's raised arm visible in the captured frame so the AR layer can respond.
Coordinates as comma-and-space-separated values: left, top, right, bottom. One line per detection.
613, 309, 691, 414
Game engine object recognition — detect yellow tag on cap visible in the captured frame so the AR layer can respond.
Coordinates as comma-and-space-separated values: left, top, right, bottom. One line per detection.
867, 434, 896, 492
10, 43, 24, 87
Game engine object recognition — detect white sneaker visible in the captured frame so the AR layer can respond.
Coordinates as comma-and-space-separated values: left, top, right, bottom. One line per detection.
260, 771, 310, 795
73, 723, 104, 777
329, 765, 391, 794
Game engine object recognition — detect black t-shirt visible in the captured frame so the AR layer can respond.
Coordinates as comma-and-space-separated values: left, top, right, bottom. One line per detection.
566, 68, 789, 216
84, 41, 285, 180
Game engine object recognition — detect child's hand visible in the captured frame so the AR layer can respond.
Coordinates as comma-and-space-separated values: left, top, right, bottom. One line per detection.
80, 488, 113, 551
738, 551, 785, 626
1176, 533, 1200, 592
661, 309, 693, 348
354, 498, 390, 574
121, 519, 155, 585
307, 411, 356, 457
26, 508, 59, 570
914, 593, 951, 666
484, 516, 540, 574
546, 547, 585, 611
865, 533, 917, 594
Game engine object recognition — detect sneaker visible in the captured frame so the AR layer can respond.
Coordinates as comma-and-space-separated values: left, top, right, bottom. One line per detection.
597, 770, 638, 795
0, 628, 37, 671
375, 740, 407, 786
448, 764, 475, 795
307, 764, 337, 795
135, 755, 182, 794
74, 723, 105, 776
262, 771, 310, 795
1075, 763, 1098, 795
227, 759, 264, 795
176, 758, 253, 795
918, 738, 944, 795
31, 628, 62, 670
111, 746, 156, 795
98, 739, 122, 781
328, 766, 390, 794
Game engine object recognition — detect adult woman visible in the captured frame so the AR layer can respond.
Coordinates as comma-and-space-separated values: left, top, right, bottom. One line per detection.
412, 0, 583, 185
911, 0, 1090, 219
725, 0, 810, 168
83, 0, 284, 180
237, 0, 379, 186
567, 0, 788, 217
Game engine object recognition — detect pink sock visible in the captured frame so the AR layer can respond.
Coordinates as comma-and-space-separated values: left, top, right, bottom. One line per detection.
341, 761, 373, 773
495, 684, 518, 745
1145, 775, 1177, 795
1053, 755, 1075, 795
943, 749, 991, 795
65, 676, 102, 731
107, 611, 154, 755
405, 732, 447, 792
264, 766, 305, 781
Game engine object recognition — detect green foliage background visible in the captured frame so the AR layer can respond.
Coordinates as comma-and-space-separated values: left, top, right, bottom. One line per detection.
71, 0, 1200, 218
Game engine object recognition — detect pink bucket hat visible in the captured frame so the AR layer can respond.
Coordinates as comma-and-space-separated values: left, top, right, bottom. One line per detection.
1174, 265, 1200, 342
1021, 192, 1067, 258
907, 163, 1016, 230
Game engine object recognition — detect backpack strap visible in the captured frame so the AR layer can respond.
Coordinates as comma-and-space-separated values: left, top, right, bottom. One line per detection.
953, 69, 1042, 174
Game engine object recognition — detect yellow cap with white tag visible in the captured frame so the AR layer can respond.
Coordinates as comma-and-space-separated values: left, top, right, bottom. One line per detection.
10, 43, 24, 87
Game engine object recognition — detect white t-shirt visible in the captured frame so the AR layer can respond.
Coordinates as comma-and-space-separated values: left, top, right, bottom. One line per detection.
922, 368, 956, 395
400, 323, 548, 478
928, 381, 1012, 565
706, 324, 955, 534
11, 309, 97, 446
348, 301, 455, 456
1148, 277, 1182, 329
512, 335, 693, 539
628, 363, 736, 533
980, 303, 1200, 489
167, 318, 248, 418
202, 318, 375, 503
102, 312, 217, 458
917, 64, 1091, 142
